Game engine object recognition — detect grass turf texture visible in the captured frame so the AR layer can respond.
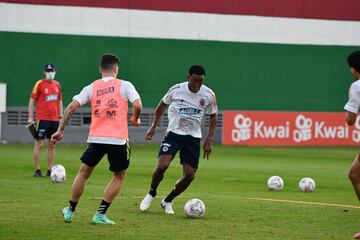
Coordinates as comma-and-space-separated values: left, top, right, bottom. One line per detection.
0, 144, 359, 239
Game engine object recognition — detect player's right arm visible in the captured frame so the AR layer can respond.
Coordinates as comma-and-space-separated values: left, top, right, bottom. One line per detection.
28, 98, 36, 124
146, 100, 167, 141
51, 100, 81, 145
50, 84, 91, 145
146, 84, 178, 141
28, 80, 41, 123
344, 83, 360, 126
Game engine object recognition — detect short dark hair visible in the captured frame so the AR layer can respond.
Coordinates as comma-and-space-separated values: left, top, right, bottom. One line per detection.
347, 50, 360, 73
189, 65, 206, 76
101, 54, 120, 71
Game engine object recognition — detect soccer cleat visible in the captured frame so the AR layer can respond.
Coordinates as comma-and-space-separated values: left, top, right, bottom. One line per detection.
92, 213, 115, 225
62, 207, 74, 223
160, 199, 175, 215
33, 169, 42, 177
140, 193, 154, 211
46, 170, 51, 177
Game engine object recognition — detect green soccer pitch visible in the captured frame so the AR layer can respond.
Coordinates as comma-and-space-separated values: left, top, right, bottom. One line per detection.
0, 144, 359, 240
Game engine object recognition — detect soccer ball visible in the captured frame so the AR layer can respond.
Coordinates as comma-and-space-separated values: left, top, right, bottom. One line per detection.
184, 198, 206, 218
50, 164, 66, 183
267, 176, 284, 191
299, 177, 316, 192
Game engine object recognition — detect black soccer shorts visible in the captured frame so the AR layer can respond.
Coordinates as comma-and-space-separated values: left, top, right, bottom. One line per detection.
158, 131, 201, 168
81, 142, 131, 172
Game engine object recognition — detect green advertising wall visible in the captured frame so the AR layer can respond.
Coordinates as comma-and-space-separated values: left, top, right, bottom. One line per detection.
0, 31, 357, 111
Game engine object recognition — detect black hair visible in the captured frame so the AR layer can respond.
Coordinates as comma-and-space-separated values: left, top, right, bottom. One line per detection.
101, 54, 120, 71
189, 65, 206, 76
347, 50, 360, 73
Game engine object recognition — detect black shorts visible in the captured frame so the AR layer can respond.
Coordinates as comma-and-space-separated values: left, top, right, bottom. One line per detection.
36, 120, 59, 140
158, 131, 201, 168
81, 142, 130, 172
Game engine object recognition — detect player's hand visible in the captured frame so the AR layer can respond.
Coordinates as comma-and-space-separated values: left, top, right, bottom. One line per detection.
27, 118, 33, 125
51, 130, 64, 146
145, 126, 156, 142
130, 116, 141, 126
203, 138, 213, 160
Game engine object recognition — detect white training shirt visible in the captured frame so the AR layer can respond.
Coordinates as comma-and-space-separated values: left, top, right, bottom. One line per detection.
344, 79, 360, 114
163, 82, 218, 138
73, 77, 141, 145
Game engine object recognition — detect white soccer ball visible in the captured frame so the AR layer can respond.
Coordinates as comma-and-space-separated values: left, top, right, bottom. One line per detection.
184, 198, 206, 218
267, 176, 284, 191
50, 164, 66, 183
299, 177, 316, 192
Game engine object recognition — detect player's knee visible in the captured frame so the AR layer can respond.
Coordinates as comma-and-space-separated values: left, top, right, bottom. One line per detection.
348, 170, 360, 182
184, 171, 196, 181
157, 163, 170, 172
47, 142, 55, 150
79, 167, 92, 179
114, 170, 126, 180
35, 141, 43, 149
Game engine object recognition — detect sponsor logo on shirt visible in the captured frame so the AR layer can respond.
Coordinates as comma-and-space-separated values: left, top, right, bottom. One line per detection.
45, 94, 58, 102
179, 107, 201, 115
95, 100, 101, 107
96, 86, 114, 96
106, 110, 116, 118
94, 109, 100, 117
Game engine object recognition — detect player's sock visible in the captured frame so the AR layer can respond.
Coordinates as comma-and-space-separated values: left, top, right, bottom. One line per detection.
149, 187, 157, 197
69, 200, 78, 212
164, 190, 179, 203
97, 200, 111, 214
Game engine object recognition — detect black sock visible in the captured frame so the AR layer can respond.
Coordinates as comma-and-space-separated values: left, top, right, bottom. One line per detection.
164, 190, 178, 203
69, 200, 78, 212
97, 200, 111, 214
149, 187, 157, 197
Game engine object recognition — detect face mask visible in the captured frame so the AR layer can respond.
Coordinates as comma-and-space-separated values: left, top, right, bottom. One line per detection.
45, 72, 56, 80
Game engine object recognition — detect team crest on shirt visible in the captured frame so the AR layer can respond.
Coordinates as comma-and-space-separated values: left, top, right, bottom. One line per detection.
106, 99, 118, 108
199, 98, 206, 107
45, 88, 49, 94
55, 87, 59, 93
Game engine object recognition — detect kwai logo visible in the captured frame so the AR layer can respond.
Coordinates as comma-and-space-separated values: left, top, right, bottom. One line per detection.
231, 114, 252, 142
293, 115, 312, 143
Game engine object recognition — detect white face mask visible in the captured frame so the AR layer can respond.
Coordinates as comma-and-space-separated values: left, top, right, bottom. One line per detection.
45, 72, 56, 80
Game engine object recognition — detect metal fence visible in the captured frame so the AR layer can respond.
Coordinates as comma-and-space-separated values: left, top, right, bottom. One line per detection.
1, 107, 223, 144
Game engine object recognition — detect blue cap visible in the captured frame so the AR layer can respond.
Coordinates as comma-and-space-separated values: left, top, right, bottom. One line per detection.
44, 64, 56, 72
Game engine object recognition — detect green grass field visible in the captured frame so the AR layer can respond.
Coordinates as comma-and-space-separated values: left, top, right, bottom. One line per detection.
1, 144, 360, 239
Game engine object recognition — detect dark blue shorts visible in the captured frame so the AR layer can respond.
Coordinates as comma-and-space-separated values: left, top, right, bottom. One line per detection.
36, 120, 59, 140
158, 131, 201, 168
81, 142, 130, 172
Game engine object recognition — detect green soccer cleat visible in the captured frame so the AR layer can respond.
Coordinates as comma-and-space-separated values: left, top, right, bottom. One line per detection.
91, 213, 115, 225
62, 207, 74, 223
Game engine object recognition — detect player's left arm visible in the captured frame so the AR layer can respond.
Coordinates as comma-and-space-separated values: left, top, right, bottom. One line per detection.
51, 100, 80, 145
203, 113, 217, 160
58, 82, 63, 117
59, 100, 63, 119
344, 84, 360, 126
346, 111, 357, 126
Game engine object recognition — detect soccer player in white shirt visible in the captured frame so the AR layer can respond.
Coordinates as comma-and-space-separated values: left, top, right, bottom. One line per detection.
140, 65, 217, 214
345, 51, 360, 239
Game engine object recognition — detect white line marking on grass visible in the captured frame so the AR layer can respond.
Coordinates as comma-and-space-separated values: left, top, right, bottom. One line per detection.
247, 197, 360, 209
